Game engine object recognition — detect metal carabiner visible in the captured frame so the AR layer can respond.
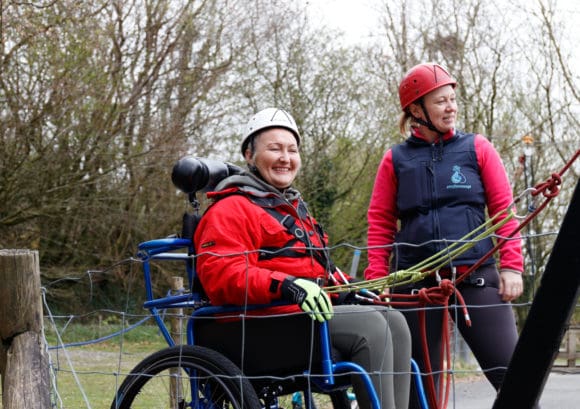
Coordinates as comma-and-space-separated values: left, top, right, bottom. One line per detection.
435, 270, 442, 284
473, 277, 485, 287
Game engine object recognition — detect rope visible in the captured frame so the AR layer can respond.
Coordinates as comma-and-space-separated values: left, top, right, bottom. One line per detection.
381, 280, 466, 409
326, 150, 579, 296
324, 208, 516, 295
47, 315, 151, 350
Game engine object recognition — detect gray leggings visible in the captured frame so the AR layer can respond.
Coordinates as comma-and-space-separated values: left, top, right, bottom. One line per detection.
330, 305, 411, 409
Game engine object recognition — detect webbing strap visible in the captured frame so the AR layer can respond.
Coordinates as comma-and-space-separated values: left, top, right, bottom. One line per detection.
260, 207, 335, 272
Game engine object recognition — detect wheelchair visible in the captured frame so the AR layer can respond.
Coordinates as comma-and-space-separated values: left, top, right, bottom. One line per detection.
110, 157, 428, 409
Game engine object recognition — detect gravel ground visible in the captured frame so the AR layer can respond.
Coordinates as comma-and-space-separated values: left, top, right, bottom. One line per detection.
450, 371, 580, 409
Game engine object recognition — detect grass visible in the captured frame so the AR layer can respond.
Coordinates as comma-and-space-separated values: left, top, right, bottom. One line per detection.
36, 321, 337, 408
45, 322, 167, 408
40, 321, 332, 408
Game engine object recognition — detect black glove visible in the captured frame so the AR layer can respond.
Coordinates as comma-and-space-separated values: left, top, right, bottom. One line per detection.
334, 277, 378, 305
280, 277, 333, 322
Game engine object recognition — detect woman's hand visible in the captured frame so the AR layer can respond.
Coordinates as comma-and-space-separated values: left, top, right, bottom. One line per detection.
498, 269, 524, 302
280, 277, 333, 322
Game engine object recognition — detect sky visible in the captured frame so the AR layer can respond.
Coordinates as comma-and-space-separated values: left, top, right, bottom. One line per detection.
305, 0, 377, 44
305, 0, 580, 46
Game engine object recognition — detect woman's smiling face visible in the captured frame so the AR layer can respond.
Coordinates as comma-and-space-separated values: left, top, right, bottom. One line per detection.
411, 84, 457, 139
246, 128, 301, 189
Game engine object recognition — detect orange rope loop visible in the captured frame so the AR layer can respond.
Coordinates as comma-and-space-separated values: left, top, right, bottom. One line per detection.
416, 280, 454, 305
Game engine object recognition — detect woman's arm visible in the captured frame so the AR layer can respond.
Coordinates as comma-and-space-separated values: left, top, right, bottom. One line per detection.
195, 197, 290, 306
475, 134, 524, 272
365, 149, 399, 279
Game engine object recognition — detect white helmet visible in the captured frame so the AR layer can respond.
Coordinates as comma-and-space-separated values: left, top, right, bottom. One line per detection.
241, 108, 301, 155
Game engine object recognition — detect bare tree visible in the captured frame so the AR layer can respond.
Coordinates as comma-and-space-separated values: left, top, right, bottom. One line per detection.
506, 0, 580, 321
0, 0, 249, 311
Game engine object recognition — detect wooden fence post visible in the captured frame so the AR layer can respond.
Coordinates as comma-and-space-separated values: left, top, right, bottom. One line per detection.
170, 276, 185, 345
0, 249, 51, 409
169, 276, 185, 408
567, 326, 578, 368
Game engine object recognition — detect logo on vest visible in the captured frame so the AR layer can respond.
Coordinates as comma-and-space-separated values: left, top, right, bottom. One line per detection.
447, 165, 471, 189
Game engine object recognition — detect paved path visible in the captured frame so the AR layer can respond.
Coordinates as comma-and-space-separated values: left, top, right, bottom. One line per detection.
450, 371, 580, 409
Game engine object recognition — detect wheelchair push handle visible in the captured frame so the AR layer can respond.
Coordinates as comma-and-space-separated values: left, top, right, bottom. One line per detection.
172, 156, 244, 194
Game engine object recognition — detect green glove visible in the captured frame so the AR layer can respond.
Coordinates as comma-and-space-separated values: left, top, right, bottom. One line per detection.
280, 277, 333, 322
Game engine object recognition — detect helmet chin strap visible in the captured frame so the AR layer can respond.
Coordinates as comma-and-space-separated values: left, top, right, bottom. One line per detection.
412, 100, 446, 137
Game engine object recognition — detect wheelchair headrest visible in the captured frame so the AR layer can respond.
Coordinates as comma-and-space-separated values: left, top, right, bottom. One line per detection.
172, 156, 243, 194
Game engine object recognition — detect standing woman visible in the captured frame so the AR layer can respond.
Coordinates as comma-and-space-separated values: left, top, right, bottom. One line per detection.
365, 63, 526, 408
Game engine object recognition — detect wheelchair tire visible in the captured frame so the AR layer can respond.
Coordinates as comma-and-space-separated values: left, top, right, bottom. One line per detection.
111, 344, 261, 409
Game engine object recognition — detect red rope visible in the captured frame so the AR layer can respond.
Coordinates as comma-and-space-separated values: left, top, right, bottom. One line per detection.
532, 173, 562, 198
455, 148, 579, 286
418, 281, 452, 409
381, 280, 470, 409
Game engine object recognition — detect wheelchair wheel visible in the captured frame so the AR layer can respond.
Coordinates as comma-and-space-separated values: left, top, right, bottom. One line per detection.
111, 345, 261, 409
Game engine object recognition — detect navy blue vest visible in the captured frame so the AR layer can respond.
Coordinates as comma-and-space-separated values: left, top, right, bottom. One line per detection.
390, 131, 494, 270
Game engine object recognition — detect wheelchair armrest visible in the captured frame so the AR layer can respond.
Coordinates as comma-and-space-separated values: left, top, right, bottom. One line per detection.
138, 238, 193, 258
190, 300, 291, 318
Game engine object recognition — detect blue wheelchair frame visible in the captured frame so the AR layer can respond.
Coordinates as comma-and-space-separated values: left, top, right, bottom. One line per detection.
137, 236, 429, 409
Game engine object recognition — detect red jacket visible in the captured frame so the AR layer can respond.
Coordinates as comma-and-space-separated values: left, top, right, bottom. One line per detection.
194, 175, 332, 315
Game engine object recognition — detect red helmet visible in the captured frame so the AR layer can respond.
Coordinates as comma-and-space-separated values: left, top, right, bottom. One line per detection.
398, 63, 456, 110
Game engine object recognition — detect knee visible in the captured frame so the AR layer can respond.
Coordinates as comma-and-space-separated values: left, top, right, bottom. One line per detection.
386, 309, 412, 346
361, 310, 392, 346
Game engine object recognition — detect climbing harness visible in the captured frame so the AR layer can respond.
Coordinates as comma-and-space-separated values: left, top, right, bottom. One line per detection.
259, 204, 335, 273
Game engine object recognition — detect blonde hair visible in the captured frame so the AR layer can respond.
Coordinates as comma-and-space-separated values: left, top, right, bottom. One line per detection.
398, 110, 413, 136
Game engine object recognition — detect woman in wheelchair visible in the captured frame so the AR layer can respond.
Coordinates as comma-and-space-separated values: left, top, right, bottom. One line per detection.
194, 107, 412, 409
